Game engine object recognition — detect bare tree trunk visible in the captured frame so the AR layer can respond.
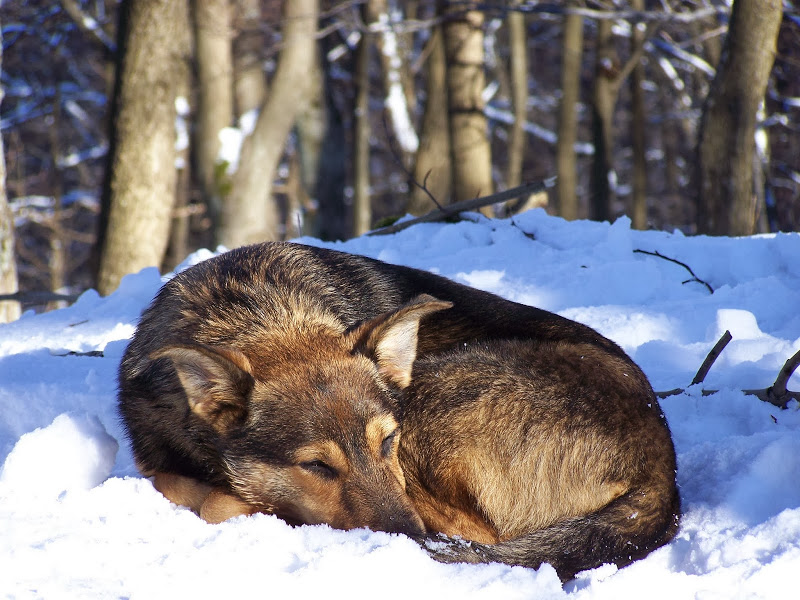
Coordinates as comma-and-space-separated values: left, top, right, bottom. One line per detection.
294, 45, 326, 238
0, 20, 20, 322
353, 21, 372, 236
556, 1, 583, 220
409, 26, 450, 214
97, 0, 191, 296
591, 18, 616, 222
48, 92, 66, 311
219, 0, 318, 248
164, 55, 193, 272
697, 0, 782, 236
630, 0, 647, 230
442, 6, 493, 208
506, 2, 527, 190
315, 34, 350, 241
231, 0, 266, 118
369, 0, 418, 161
193, 0, 233, 227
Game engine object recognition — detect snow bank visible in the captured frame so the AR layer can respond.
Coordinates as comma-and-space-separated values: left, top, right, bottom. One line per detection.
1, 210, 798, 598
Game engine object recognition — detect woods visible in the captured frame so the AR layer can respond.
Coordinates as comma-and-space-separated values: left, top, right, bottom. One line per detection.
1, 0, 799, 314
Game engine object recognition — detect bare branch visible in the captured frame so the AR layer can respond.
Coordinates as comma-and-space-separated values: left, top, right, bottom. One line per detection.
634, 249, 714, 293
59, 0, 116, 53
449, 2, 727, 24
0, 290, 81, 304
691, 330, 732, 385
368, 178, 556, 236
656, 342, 800, 410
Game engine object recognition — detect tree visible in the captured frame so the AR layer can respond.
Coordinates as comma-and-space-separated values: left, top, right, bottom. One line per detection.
590, 18, 617, 222
696, 0, 782, 235
218, 0, 319, 248
630, 0, 648, 230
442, 5, 493, 207
353, 8, 373, 236
555, 0, 584, 220
193, 0, 234, 227
409, 26, 451, 214
0, 16, 21, 323
506, 1, 528, 190
96, 0, 191, 296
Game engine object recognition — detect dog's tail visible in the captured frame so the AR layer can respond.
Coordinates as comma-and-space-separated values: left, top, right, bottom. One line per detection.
416, 481, 681, 582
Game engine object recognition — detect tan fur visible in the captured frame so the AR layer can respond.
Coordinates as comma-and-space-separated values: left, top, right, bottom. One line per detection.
153, 472, 213, 513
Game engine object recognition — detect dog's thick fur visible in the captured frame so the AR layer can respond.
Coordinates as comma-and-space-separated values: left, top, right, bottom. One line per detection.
118, 242, 680, 581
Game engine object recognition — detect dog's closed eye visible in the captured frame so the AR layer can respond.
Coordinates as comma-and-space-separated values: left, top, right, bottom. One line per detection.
381, 430, 398, 458
300, 460, 338, 479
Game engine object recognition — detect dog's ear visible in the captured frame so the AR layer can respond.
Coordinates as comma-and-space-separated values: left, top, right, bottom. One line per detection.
348, 295, 452, 388
151, 345, 254, 431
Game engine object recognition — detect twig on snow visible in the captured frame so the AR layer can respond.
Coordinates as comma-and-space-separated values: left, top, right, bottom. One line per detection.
634, 249, 714, 293
691, 330, 732, 385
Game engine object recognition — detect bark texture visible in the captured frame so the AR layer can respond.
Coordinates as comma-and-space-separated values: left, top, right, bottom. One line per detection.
555, 2, 583, 220
409, 26, 451, 214
506, 2, 528, 190
97, 0, 190, 295
696, 0, 782, 235
443, 7, 493, 207
193, 0, 233, 223
0, 17, 20, 322
219, 0, 319, 248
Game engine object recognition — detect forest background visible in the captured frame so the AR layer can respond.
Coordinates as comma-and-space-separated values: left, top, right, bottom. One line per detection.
0, 0, 798, 320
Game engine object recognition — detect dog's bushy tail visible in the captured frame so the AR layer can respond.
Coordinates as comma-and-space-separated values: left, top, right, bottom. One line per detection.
416, 483, 681, 582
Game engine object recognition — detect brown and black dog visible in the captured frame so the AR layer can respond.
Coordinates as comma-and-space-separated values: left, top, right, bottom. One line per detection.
118, 242, 680, 580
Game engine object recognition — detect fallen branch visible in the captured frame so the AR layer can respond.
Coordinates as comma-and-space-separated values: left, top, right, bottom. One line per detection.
634, 249, 714, 293
0, 291, 82, 304
691, 330, 732, 385
656, 333, 800, 409
368, 178, 556, 237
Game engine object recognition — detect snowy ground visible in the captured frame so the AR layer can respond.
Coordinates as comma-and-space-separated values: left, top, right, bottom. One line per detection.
1, 210, 798, 599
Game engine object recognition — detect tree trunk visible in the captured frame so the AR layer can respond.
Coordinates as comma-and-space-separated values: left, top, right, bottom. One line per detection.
353, 21, 372, 236
315, 34, 350, 242
630, 0, 648, 230
97, 0, 191, 296
369, 0, 418, 161
0, 19, 20, 322
232, 0, 267, 118
193, 0, 233, 228
442, 6, 493, 208
218, 0, 318, 248
506, 2, 527, 190
555, 1, 583, 221
591, 18, 616, 222
294, 44, 326, 238
408, 26, 451, 214
696, 0, 782, 236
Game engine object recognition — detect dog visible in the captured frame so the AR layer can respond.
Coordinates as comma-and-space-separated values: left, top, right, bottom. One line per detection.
118, 241, 680, 580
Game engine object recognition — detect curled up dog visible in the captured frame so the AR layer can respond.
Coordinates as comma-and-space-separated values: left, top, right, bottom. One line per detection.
118, 242, 681, 581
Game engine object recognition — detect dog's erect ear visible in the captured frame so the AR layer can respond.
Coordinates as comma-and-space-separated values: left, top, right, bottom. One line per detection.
151, 345, 254, 431
348, 294, 452, 388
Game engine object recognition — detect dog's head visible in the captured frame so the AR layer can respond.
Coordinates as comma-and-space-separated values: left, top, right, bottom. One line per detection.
151, 295, 451, 535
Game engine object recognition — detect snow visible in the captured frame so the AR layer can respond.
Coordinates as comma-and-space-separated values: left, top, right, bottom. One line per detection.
1, 210, 798, 599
